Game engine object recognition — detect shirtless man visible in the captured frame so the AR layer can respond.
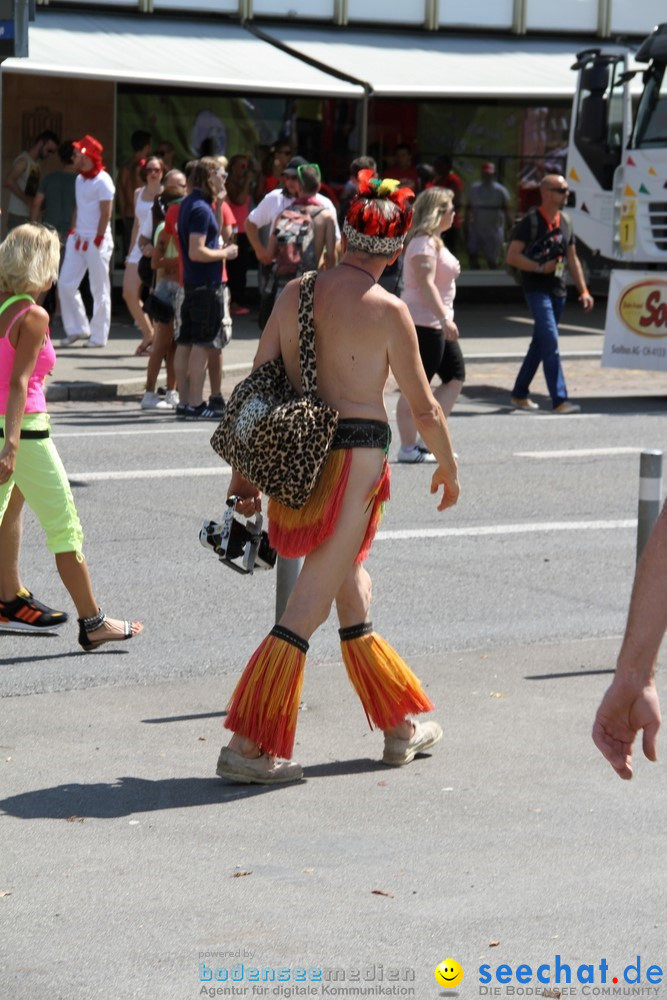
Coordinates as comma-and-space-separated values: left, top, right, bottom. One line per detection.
215, 175, 460, 784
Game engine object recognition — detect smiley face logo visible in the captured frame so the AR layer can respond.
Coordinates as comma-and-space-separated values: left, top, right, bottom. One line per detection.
435, 959, 463, 988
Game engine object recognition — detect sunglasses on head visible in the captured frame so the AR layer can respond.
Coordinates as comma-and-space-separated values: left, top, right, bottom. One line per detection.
297, 163, 321, 183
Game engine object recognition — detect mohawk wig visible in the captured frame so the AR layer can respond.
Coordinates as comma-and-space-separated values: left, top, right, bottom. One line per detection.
344, 170, 414, 257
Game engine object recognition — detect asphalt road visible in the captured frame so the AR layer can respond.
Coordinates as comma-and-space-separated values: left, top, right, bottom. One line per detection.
1, 389, 666, 1000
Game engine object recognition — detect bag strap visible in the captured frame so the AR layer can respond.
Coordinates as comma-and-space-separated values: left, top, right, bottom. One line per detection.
298, 270, 319, 394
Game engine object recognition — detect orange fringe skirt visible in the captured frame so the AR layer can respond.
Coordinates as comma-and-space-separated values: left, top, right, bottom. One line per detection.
268, 449, 390, 564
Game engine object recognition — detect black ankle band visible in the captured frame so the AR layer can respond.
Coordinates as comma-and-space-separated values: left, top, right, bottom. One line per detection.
270, 625, 309, 654
339, 622, 373, 641
80, 608, 105, 633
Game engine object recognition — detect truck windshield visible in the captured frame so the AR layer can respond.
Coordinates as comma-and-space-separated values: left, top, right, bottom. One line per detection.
633, 64, 667, 148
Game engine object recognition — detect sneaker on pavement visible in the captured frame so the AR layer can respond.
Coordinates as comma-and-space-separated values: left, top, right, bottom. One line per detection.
0, 588, 69, 633
553, 401, 582, 414
141, 391, 171, 410
397, 445, 436, 464
208, 394, 225, 410
511, 396, 540, 411
216, 747, 303, 784
61, 332, 90, 347
164, 389, 179, 408
175, 404, 188, 421
382, 719, 443, 766
184, 402, 224, 421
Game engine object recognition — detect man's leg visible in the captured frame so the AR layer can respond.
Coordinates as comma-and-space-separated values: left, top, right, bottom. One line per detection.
174, 343, 192, 410
207, 347, 222, 400
512, 291, 550, 401
86, 237, 114, 347
221, 449, 385, 773
538, 294, 568, 407
335, 564, 437, 754
188, 345, 209, 407
58, 236, 91, 340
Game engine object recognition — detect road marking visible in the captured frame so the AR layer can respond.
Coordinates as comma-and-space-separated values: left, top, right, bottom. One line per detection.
69, 466, 231, 481
507, 315, 604, 335
54, 426, 212, 438
516, 447, 641, 459
375, 519, 636, 541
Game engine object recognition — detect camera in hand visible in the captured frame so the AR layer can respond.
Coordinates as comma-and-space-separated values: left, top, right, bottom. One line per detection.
199, 498, 276, 575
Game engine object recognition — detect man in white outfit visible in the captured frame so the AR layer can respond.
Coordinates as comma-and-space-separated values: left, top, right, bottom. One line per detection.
58, 134, 115, 348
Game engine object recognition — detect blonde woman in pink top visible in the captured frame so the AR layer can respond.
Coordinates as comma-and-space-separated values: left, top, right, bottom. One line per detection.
398, 187, 465, 463
0, 224, 142, 650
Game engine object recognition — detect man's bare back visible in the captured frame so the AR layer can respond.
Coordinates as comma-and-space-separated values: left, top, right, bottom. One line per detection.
261, 266, 411, 422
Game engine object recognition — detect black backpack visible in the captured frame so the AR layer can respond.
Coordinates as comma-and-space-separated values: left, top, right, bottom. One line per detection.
505, 208, 571, 285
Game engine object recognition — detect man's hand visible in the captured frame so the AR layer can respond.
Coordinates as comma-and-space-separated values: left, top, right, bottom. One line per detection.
222, 243, 239, 261
256, 247, 273, 266
579, 291, 594, 312
228, 471, 261, 517
592, 677, 661, 779
430, 466, 460, 512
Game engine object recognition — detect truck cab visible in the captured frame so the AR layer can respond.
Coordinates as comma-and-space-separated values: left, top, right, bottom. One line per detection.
566, 23, 667, 281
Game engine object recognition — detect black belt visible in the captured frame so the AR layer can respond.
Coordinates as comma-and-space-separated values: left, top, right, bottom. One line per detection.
184, 282, 222, 291
0, 428, 50, 439
332, 418, 390, 451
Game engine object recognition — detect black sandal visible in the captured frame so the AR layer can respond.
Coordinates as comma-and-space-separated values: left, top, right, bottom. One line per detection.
78, 609, 137, 652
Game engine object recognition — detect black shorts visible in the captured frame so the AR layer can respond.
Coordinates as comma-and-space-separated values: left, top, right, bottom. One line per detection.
415, 324, 466, 385
179, 284, 226, 347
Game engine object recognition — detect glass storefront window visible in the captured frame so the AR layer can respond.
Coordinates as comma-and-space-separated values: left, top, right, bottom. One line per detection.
439, 0, 513, 30
610, 0, 666, 33
526, 0, 597, 33
348, 0, 425, 24
252, 0, 334, 17
154, 0, 238, 10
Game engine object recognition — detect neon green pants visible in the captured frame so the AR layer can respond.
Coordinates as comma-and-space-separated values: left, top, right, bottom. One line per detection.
0, 412, 84, 556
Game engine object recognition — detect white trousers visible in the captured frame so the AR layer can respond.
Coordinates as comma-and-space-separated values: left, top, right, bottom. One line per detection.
59, 233, 114, 346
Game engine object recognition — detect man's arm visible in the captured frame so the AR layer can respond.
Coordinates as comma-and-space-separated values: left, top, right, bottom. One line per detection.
187, 232, 238, 264
245, 218, 273, 266
30, 191, 45, 223
387, 299, 459, 511
505, 239, 557, 276
592, 500, 667, 779
566, 244, 594, 312
95, 200, 113, 244
4, 154, 32, 206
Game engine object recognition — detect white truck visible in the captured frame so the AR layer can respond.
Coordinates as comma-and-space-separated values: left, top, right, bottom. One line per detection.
566, 23, 667, 370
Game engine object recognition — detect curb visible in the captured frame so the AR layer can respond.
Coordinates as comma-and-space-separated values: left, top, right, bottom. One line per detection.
45, 353, 605, 402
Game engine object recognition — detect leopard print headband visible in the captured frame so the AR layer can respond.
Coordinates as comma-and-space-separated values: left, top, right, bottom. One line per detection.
343, 219, 405, 255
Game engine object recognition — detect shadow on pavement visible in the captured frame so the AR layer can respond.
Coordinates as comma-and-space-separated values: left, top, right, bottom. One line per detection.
0, 775, 278, 819
525, 668, 614, 680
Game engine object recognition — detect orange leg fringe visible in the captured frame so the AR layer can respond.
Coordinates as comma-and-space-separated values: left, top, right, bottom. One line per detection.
339, 622, 434, 731
224, 625, 308, 759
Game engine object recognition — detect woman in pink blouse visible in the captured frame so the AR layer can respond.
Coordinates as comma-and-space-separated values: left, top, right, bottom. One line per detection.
398, 187, 465, 463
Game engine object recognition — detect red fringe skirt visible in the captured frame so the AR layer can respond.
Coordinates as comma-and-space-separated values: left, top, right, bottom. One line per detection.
268, 449, 390, 564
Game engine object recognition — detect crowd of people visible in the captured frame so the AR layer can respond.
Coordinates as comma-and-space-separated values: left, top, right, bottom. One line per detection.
1, 127, 659, 785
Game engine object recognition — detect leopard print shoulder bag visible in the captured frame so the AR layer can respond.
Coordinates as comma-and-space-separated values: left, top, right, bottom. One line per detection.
210, 270, 339, 510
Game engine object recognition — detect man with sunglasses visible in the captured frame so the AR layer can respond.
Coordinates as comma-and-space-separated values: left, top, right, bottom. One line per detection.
506, 173, 593, 414
245, 155, 340, 323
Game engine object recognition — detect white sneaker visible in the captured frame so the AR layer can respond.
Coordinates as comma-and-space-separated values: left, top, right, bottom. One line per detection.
141, 391, 171, 410
164, 389, 179, 408
397, 445, 436, 464
61, 332, 90, 347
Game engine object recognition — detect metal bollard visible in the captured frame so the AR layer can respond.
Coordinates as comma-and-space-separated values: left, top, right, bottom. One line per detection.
637, 450, 663, 563
275, 555, 303, 622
